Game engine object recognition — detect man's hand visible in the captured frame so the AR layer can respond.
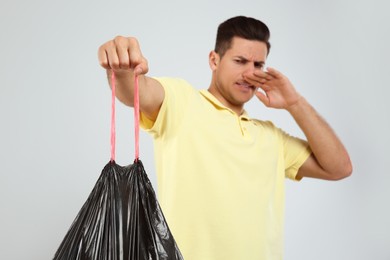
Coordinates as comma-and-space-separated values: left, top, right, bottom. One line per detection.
244, 67, 301, 110
97, 36, 164, 121
98, 36, 148, 76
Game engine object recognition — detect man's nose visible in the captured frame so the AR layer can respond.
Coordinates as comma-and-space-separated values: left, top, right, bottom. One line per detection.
243, 63, 256, 76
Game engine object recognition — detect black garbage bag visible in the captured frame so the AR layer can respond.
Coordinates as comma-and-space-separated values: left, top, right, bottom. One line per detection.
53, 159, 183, 260
53, 74, 183, 259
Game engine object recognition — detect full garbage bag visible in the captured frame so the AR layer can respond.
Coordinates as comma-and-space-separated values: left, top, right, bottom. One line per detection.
53, 159, 183, 259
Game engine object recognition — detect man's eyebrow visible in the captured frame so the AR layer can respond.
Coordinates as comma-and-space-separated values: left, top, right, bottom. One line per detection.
236, 56, 265, 66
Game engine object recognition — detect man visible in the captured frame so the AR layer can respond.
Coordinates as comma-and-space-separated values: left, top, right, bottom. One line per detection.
98, 16, 352, 260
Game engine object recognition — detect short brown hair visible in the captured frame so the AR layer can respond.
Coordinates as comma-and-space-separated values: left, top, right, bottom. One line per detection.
214, 16, 271, 58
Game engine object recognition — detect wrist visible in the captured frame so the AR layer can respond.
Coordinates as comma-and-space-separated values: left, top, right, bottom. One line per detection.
286, 95, 307, 114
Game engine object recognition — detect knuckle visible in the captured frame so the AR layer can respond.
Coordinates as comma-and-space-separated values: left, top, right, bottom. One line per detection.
104, 39, 116, 48
113, 35, 131, 49
113, 35, 126, 43
113, 36, 139, 48
119, 61, 129, 69
127, 37, 139, 45
99, 60, 108, 68
110, 60, 120, 69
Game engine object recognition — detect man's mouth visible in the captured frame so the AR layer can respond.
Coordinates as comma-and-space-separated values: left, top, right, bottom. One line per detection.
236, 81, 255, 91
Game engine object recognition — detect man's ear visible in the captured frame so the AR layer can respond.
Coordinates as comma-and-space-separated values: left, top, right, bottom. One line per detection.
209, 51, 220, 70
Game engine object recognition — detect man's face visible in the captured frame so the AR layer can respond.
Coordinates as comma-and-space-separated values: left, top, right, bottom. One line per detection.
209, 37, 268, 113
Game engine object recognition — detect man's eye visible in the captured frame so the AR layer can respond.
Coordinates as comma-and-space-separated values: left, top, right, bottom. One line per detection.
254, 63, 264, 69
234, 59, 245, 64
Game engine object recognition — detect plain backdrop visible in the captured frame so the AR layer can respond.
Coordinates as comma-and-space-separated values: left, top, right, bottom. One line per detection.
1, 0, 389, 259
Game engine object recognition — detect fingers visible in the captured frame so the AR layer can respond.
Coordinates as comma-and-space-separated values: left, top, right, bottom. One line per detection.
98, 45, 110, 69
264, 67, 283, 79
251, 67, 283, 82
255, 89, 270, 107
97, 36, 148, 74
244, 71, 272, 92
258, 82, 271, 93
244, 67, 286, 94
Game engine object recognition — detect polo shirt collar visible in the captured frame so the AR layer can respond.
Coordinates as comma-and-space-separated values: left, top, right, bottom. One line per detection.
199, 89, 250, 120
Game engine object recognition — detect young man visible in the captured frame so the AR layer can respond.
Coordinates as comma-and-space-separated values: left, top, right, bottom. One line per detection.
98, 16, 352, 260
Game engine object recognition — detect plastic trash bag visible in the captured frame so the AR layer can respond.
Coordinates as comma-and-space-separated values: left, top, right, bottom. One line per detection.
53, 74, 183, 259
53, 159, 183, 259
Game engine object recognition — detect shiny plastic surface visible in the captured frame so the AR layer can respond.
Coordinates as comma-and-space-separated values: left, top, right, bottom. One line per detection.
53, 160, 183, 260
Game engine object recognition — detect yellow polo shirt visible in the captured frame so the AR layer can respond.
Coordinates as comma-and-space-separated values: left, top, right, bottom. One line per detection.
140, 78, 311, 260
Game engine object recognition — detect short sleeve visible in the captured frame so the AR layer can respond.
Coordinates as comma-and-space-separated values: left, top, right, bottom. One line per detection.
280, 130, 312, 180
139, 77, 194, 139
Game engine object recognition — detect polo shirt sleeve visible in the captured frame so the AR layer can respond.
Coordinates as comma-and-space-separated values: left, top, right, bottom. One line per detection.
139, 77, 194, 138
280, 129, 312, 181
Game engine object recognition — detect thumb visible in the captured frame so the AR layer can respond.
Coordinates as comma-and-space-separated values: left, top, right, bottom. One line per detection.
134, 58, 149, 76
255, 90, 270, 107
134, 65, 143, 76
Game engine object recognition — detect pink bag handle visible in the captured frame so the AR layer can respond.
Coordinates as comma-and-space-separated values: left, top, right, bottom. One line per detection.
110, 72, 140, 162
133, 75, 140, 161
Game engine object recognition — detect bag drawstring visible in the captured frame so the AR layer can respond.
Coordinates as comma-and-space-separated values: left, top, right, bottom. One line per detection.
110, 72, 140, 162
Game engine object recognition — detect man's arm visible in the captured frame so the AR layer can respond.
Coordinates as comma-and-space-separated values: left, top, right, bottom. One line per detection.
286, 97, 352, 180
245, 67, 352, 180
98, 36, 164, 121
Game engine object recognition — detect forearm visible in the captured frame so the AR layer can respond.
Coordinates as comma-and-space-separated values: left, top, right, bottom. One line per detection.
106, 69, 164, 121
287, 97, 352, 177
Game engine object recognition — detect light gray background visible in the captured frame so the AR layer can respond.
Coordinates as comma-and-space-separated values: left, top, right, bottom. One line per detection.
1, 0, 389, 259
